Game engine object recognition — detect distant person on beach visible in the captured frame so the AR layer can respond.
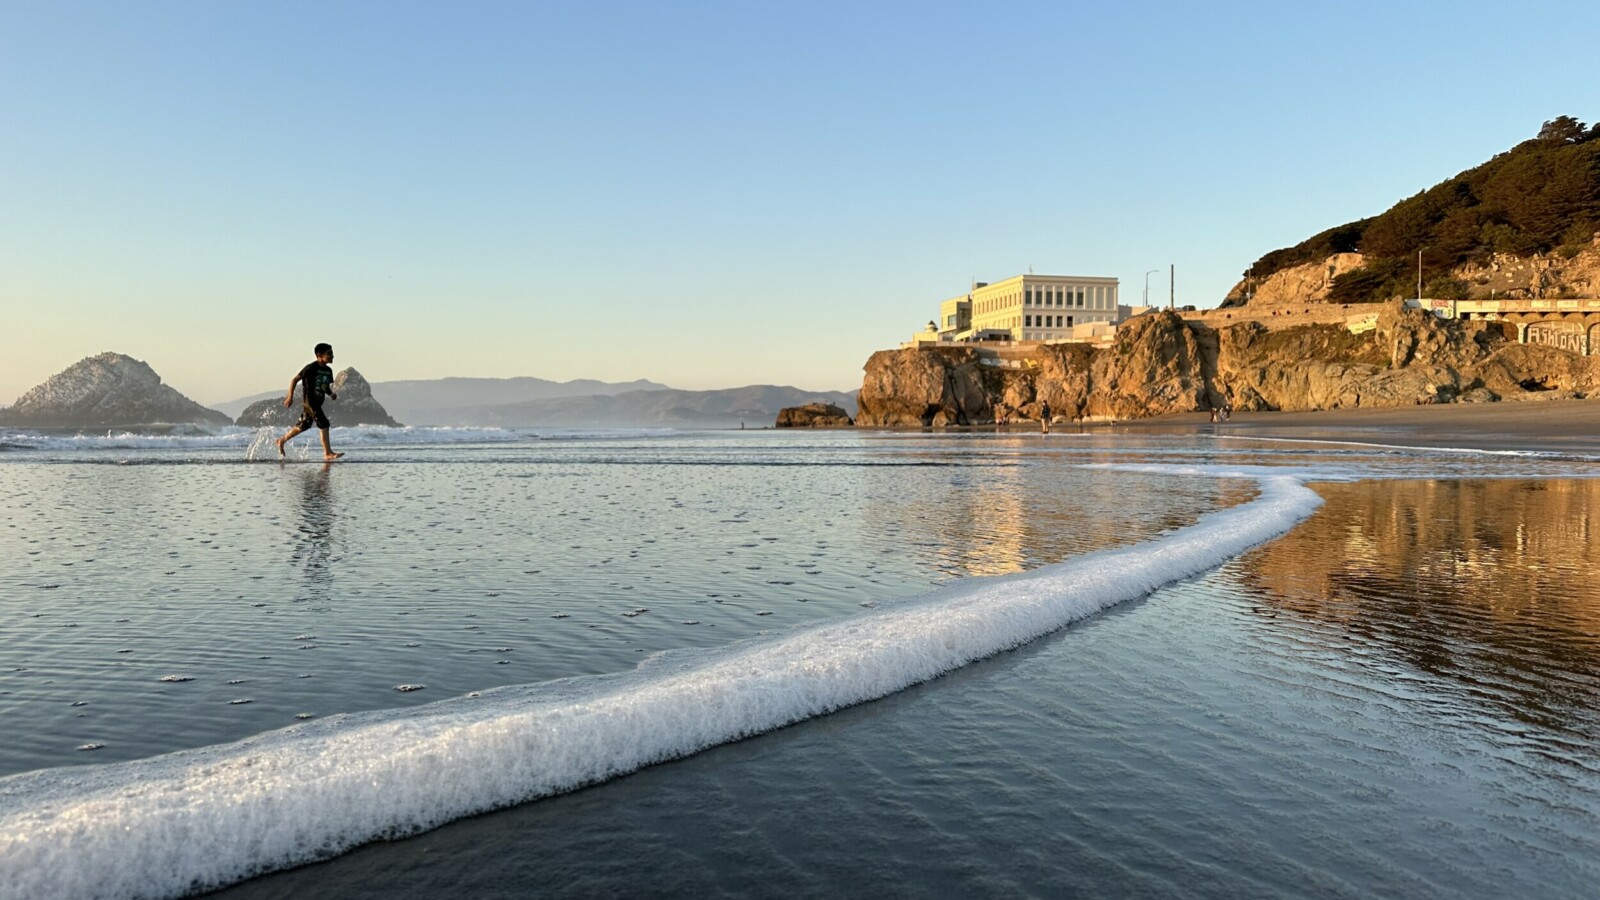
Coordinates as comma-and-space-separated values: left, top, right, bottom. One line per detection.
1040, 400, 1051, 434
275, 343, 343, 460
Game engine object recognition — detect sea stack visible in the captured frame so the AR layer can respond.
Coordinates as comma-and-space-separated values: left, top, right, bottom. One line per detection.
234, 368, 402, 427
0, 352, 231, 428
775, 402, 854, 427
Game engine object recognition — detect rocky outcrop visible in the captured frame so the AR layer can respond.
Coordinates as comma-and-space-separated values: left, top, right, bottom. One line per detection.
857, 346, 1005, 427
234, 368, 401, 427
0, 352, 230, 428
775, 402, 854, 427
1224, 253, 1367, 307
859, 312, 1215, 426
1225, 241, 1600, 308
857, 302, 1600, 426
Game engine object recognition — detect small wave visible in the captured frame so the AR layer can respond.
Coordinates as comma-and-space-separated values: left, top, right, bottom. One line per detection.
0, 470, 1323, 899
0, 425, 529, 454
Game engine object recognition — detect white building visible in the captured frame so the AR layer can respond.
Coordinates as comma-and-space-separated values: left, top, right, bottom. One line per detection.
911, 274, 1123, 345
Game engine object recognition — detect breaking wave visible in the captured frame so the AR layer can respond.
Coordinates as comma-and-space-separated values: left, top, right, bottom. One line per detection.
0, 471, 1325, 899
0, 426, 683, 455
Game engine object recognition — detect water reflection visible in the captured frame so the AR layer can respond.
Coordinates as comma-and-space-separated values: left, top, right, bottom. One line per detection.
864, 448, 1255, 578
1242, 478, 1600, 749
287, 464, 337, 605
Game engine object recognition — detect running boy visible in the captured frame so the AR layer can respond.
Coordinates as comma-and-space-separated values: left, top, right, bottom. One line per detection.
275, 343, 344, 460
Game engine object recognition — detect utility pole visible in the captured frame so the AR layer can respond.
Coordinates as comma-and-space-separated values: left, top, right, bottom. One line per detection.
1169, 264, 1174, 310
1417, 248, 1424, 300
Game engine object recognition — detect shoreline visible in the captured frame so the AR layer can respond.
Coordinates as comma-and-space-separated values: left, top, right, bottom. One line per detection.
1116, 398, 1600, 455
868, 398, 1600, 456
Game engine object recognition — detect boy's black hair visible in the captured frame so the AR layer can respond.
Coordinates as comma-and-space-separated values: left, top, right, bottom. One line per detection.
314, 343, 333, 356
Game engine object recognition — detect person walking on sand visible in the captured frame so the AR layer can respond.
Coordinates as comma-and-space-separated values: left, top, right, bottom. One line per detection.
1040, 400, 1051, 434
275, 343, 344, 460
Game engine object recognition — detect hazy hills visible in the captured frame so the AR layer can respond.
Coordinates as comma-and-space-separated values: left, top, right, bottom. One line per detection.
216, 375, 669, 421
218, 376, 856, 428
1, 361, 855, 430
419, 385, 858, 428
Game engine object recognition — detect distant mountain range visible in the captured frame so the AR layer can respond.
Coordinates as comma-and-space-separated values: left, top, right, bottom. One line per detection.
216, 376, 669, 421
418, 384, 858, 428
217, 376, 856, 428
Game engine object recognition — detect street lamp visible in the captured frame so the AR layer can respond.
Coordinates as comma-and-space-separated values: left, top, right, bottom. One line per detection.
1144, 269, 1159, 306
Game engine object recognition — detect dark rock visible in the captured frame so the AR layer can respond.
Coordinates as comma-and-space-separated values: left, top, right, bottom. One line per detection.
235, 368, 401, 427
775, 402, 853, 427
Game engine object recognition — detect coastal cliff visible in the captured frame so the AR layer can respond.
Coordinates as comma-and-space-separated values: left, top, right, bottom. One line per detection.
0, 352, 230, 428
1224, 116, 1600, 308
235, 368, 401, 427
856, 304, 1600, 426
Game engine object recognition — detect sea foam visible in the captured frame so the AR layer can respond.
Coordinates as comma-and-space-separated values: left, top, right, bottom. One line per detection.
0, 472, 1324, 899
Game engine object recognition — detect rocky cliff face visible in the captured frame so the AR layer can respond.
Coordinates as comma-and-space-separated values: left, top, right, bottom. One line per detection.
1224, 253, 1367, 307
859, 312, 1220, 426
1225, 240, 1600, 308
0, 353, 230, 428
857, 346, 1005, 427
235, 368, 402, 427
857, 304, 1600, 426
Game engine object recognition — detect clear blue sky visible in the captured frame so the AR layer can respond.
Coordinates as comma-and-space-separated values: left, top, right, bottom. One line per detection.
3, 0, 1597, 405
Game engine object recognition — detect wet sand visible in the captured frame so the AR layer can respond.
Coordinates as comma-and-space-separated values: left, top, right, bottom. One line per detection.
1108, 398, 1600, 455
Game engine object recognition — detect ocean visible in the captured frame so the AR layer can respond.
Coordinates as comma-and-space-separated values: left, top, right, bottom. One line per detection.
1, 425, 1597, 898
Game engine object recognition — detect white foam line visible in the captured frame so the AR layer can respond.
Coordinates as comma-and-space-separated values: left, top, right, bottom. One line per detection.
1214, 432, 1560, 458
0, 472, 1324, 900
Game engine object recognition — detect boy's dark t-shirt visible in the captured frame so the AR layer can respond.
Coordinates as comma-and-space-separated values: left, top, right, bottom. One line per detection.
299, 362, 335, 405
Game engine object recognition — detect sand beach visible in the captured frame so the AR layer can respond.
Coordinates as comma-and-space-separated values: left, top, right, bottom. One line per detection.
1117, 396, 1600, 455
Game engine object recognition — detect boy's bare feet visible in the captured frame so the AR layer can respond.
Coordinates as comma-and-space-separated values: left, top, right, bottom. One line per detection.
325, 452, 345, 460
276, 438, 286, 457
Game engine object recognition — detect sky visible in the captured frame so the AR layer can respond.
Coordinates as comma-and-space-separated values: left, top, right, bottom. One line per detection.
3, 1, 1598, 406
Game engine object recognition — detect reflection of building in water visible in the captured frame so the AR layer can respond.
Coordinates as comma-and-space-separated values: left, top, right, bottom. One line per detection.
863, 445, 1241, 579
288, 466, 337, 605
954, 465, 1029, 577
1241, 478, 1600, 738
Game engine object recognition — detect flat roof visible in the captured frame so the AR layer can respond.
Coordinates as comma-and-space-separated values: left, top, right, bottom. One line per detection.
972, 274, 1119, 290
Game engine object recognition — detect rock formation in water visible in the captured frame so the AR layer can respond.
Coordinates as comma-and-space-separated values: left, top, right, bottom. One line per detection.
234, 368, 402, 428
0, 352, 231, 428
775, 402, 854, 427
855, 303, 1600, 426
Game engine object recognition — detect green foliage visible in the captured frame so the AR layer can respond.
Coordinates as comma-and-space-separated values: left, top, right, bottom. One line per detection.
1247, 117, 1600, 302
1423, 276, 1470, 300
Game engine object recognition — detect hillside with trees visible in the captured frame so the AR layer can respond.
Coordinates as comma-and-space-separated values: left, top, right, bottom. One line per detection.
1231, 117, 1600, 305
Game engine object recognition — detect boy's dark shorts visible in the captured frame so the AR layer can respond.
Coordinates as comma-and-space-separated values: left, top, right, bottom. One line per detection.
296, 400, 330, 430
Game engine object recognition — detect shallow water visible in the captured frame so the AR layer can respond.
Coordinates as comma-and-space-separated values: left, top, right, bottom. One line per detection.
0, 430, 1246, 776
3, 428, 1599, 898
215, 476, 1600, 900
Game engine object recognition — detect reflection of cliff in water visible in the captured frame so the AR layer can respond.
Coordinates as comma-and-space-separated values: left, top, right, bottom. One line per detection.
1241, 478, 1600, 743
863, 443, 1253, 578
